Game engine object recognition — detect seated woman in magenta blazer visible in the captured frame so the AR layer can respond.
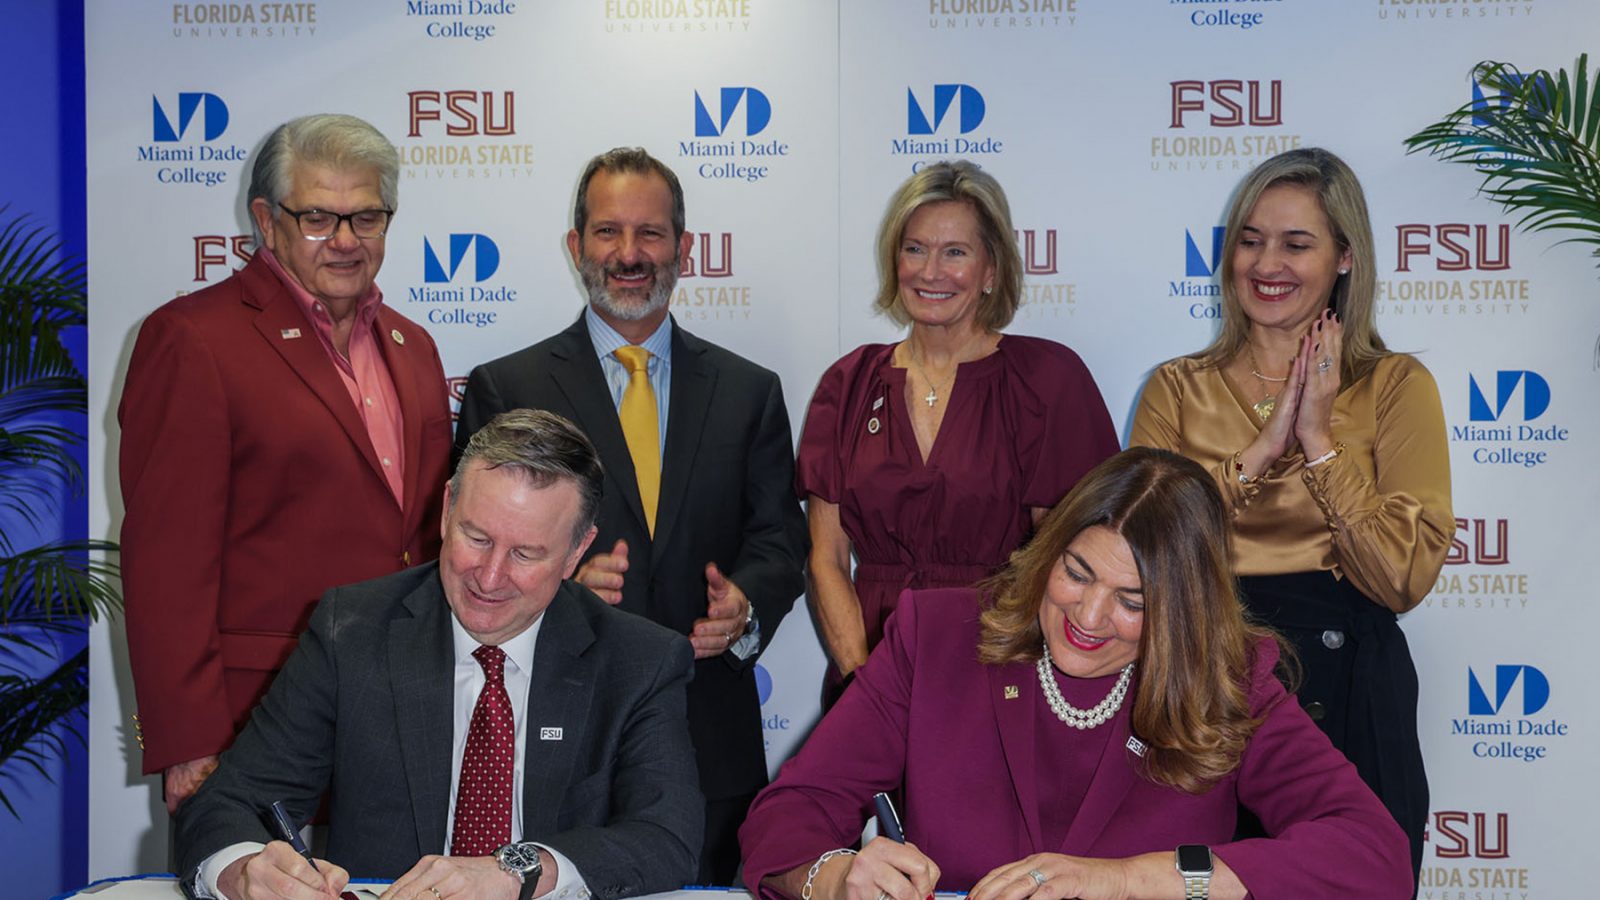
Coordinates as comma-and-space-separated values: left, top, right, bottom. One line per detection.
740, 448, 1412, 900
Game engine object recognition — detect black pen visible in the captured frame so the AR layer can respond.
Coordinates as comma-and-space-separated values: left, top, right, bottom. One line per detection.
872, 791, 905, 843
267, 800, 320, 872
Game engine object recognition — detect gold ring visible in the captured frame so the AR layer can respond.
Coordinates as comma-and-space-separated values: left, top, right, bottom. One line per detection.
431, 888, 443, 899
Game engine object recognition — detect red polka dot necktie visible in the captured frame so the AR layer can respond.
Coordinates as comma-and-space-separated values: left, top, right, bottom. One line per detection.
451, 644, 513, 857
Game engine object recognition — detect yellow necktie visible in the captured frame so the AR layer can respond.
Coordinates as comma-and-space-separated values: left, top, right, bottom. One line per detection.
613, 345, 660, 534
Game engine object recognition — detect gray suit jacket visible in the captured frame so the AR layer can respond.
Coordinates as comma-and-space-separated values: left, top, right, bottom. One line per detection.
454, 315, 807, 800
175, 562, 703, 897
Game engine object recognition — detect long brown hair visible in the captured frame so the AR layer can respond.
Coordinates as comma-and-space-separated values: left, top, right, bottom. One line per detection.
979, 448, 1283, 792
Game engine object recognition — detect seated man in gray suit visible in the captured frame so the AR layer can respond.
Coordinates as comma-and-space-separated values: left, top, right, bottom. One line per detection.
177, 409, 702, 900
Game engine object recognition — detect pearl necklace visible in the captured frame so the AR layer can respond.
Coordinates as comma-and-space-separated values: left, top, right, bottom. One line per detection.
1035, 647, 1134, 730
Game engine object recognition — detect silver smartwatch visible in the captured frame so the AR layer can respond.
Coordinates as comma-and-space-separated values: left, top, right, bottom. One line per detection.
1176, 844, 1212, 900
494, 842, 543, 900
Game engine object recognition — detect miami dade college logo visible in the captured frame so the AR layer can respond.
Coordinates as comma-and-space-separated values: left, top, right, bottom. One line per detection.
423, 233, 500, 284
694, 87, 770, 137
153, 92, 229, 142
411, 233, 516, 329
679, 87, 788, 183
894, 83, 1001, 165
140, 92, 246, 186
908, 83, 985, 134
1468, 371, 1548, 422
1451, 663, 1567, 762
1468, 665, 1548, 716
1454, 370, 1566, 469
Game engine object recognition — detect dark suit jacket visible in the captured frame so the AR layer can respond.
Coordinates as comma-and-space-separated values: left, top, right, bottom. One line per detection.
740, 589, 1413, 898
454, 314, 807, 799
176, 563, 703, 897
118, 254, 453, 774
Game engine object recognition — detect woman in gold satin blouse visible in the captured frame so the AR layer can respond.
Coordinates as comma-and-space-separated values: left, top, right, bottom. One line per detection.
1129, 147, 1452, 883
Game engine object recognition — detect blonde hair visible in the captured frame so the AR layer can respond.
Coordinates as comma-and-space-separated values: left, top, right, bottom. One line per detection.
1199, 147, 1388, 383
872, 161, 1022, 332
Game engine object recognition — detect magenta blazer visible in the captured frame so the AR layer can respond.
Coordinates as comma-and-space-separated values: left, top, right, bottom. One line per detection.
740, 589, 1412, 898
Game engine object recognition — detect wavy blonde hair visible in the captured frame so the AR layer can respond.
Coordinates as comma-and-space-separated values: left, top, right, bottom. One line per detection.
872, 160, 1023, 332
1199, 147, 1389, 384
978, 448, 1288, 793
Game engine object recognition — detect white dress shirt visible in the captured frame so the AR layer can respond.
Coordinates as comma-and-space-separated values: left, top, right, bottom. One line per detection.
194, 612, 588, 899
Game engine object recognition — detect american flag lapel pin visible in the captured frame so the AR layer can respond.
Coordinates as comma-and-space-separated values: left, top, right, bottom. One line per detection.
280, 328, 301, 339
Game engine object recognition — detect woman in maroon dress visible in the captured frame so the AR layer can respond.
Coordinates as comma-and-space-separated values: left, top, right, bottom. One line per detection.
798, 161, 1118, 707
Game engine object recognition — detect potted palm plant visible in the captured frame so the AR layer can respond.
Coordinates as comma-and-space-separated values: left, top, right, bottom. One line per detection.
1405, 53, 1600, 264
0, 208, 120, 816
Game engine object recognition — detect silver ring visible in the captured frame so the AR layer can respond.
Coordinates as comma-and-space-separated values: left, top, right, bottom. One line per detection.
1028, 869, 1048, 887
724, 631, 733, 645
1317, 357, 1333, 373
877, 892, 889, 900
431, 889, 443, 899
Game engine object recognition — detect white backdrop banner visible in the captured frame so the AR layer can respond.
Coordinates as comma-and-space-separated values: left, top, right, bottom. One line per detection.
87, 1, 1596, 895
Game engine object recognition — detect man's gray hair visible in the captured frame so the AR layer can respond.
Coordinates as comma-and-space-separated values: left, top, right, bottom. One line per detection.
450, 410, 605, 547
247, 113, 399, 242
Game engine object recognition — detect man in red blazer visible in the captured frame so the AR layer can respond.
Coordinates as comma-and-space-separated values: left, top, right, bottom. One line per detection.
118, 113, 453, 814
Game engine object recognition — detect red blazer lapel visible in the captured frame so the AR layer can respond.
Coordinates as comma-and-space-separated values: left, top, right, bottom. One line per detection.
376, 306, 428, 536
988, 661, 1044, 851
241, 261, 387, 489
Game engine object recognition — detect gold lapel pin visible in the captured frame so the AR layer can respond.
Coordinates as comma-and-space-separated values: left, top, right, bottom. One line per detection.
1003, 685, 1019, 700
280, 328, 302, 339
867, 416, 881, 435
391, 329, 405, 345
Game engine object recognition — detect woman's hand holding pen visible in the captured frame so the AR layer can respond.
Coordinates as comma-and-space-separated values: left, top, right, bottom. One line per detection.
826, 837, 940, 900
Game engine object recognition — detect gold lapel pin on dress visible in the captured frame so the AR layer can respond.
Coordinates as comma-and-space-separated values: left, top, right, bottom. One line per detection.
1004, 685, 1019, 700
391, 329, 405, 345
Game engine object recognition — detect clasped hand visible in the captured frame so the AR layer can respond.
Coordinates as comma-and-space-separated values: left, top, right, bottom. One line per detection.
1243, 311, 1342, 476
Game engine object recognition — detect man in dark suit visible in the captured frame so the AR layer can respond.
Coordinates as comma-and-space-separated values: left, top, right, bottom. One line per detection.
119, 113, 453, 814
177, 410, 702, 900
454, 147, 807, 883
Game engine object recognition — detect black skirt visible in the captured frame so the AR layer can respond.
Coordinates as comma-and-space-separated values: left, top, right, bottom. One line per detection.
1238, 570, 1428, 889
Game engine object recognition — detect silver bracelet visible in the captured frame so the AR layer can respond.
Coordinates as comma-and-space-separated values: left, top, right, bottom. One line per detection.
801, 848, 857, 900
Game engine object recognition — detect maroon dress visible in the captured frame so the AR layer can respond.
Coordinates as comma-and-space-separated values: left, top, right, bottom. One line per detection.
796, 335, 1118, 703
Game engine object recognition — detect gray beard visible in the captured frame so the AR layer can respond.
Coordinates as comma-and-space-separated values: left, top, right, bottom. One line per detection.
579, 254, 677, 322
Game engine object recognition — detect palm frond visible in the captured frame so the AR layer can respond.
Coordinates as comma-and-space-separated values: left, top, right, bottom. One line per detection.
0, 648, 88, 817
0, 207, 116, 821
0, 542, 122, 637
1405, 54, 1600, 260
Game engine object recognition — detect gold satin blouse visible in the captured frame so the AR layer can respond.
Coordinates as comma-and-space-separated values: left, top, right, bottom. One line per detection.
1129, 353, 1453, 613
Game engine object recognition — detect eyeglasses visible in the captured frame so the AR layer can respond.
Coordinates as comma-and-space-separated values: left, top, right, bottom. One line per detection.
278, 204, 394, 241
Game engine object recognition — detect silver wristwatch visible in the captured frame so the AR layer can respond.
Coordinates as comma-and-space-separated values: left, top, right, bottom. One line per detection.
494, 842, 543, 900
1175, 844, 1212, 900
